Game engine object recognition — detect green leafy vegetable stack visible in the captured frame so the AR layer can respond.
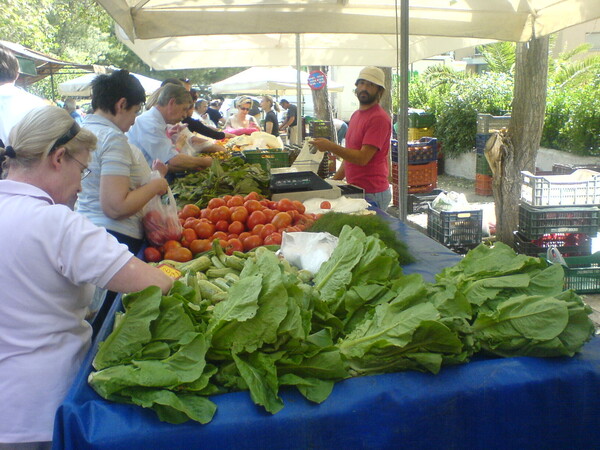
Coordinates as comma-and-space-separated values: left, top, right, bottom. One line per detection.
88, 227, 595, 425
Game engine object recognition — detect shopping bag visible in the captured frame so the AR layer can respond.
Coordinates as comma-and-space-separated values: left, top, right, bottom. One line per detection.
142, 171, 182, 246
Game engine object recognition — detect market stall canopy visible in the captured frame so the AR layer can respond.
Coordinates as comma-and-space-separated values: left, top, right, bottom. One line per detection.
113, 28, 495, 69
211, 66, 344, 95
94, 0, 600, 69
97, 0, 600, 43
58, 72, 162, 97
0, 40, 100, 86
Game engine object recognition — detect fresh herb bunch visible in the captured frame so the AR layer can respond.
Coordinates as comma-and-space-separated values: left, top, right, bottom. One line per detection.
307, 212, 415, 265
171, 157, 271, 208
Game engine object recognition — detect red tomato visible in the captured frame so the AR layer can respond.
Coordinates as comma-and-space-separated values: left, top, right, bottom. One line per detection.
243, 234, 262, 251
251, 223, 265, 236
178, 218, 185, 226
244, 199, 263, 213
292, 200, 306, 214
200, 208, 211, 219
215, 219, 230, 232
225, 238, 243, 255
194, 221, 216, 239
227, 233, 239, 241
181, 228, 198, 247
260, 223, 276, 240
276, 198, 294, 212
264, 232, 282, 246
228, 220, 245, 235
210, 205, 231, 223
244, 192, 261, 202
239, 231, 252, 243
272, 211, 292, 229
262, 208, 277, 223
211, 231, 228, 241
143, 246, 163, 262
183, 217, 200, 229
230, 206, 249, 223
208, 197, 226, 209
190, 239, 211, 255
226, 195, 245, 207
222, 194, 233, 204
180, 204, 200, 219
163, 240, 182, 253
320, 201, 332, 209
164, 247, 193, 262
247, 210, 267, 229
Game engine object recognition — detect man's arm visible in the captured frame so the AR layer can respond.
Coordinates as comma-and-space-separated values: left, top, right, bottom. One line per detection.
166, 153, 212, 172
311, 138, 378, 166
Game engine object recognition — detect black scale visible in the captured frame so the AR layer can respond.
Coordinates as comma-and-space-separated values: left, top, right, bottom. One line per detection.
270, 171, 333, 193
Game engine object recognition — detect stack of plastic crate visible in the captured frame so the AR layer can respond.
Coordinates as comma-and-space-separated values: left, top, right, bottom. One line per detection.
391, 138, 439, 207
514, 170, 600, 257
309, 120, 335, 178
408, 111, 435, 142
475, 114, 511, 196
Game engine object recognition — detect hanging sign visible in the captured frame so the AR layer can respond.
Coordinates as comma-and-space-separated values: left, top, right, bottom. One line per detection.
307, 70, 327, 90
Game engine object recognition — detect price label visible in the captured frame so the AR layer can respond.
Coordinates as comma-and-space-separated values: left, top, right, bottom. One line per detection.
307, 70, 327, 90
157, 264, 182, 279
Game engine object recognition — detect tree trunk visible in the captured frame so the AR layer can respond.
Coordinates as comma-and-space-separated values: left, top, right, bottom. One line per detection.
493, 36, 549, 246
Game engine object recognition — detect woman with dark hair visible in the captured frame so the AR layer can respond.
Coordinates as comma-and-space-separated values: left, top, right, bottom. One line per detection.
260, 95, 280, 136
77, 70, 168, 255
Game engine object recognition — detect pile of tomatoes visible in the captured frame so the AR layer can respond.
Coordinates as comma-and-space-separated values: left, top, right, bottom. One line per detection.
143, 192, 319, 263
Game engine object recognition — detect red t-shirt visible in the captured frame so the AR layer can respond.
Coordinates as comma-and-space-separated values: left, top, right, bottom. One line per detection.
344, 104, 392, 193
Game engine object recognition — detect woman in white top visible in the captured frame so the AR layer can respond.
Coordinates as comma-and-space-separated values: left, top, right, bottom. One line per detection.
0, 105, 173, 448
224, 96, 260, 132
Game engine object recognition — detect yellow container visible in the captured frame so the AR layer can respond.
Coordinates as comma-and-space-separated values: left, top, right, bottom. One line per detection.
408, 127, 434, 141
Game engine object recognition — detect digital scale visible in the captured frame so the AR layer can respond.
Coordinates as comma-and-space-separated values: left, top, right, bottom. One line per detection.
270, 170, 364, 202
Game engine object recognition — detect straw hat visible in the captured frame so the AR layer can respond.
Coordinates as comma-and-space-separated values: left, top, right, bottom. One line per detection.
356, 66, 385, 90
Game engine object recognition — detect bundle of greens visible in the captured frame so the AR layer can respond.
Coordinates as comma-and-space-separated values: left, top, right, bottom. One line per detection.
88, 227, 595, 425
171, 157, 270, 208
307, 211, 415, 265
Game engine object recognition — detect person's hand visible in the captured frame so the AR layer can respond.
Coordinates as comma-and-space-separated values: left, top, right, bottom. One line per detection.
149, 177, 169, 196
311, 137, 336, 153
151, 159, 168, 178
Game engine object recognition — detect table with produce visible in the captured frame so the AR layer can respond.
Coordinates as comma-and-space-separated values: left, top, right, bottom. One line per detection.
53, 145, 600, 449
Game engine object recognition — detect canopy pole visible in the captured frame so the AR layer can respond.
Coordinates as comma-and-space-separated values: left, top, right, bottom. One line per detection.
295, 33, 302, 142
397, 0, 409, 221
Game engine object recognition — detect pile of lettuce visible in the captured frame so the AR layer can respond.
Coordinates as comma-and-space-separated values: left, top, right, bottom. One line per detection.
88, 226, 595, 424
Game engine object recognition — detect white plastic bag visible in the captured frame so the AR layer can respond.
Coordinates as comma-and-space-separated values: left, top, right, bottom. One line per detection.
141, 170, 182, 246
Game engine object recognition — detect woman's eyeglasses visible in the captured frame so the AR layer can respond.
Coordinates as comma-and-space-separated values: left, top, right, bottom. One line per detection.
66, 152, 91, 179
239, 107, 250, 111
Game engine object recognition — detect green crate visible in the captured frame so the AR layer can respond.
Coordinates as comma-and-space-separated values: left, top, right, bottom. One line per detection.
545, 252, 600, 294
476, 153, 493, 176
408, 112, 435, 129
243, 149, 289, 172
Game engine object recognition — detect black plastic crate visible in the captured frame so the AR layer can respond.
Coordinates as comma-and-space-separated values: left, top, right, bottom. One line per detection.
309, 120, 334, 139
518, 203, 600, 240
407, 188, 445, 214
513, 231, 592, 257
427, 205, 483, 250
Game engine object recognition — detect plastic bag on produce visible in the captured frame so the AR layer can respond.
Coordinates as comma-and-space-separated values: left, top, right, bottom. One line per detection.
175, 127, 197, 155
142, 171, 182, 246
279, 231, 338, 274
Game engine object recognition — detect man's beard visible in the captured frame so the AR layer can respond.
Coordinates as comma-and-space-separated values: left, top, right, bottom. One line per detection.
357, 90, 377, 105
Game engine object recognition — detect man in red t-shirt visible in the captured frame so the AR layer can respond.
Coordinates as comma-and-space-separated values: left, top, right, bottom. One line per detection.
311, 66, 391, 210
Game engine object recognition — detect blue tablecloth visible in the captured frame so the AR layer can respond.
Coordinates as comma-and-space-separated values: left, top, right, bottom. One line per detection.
53, 218, 600, 449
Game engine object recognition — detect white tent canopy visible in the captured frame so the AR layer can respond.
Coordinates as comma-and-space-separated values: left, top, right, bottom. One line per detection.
58, 72, 162, 97
211, 66, 344, 95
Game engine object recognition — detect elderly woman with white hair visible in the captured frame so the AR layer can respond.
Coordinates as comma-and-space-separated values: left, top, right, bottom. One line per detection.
0, 105, 173, 448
